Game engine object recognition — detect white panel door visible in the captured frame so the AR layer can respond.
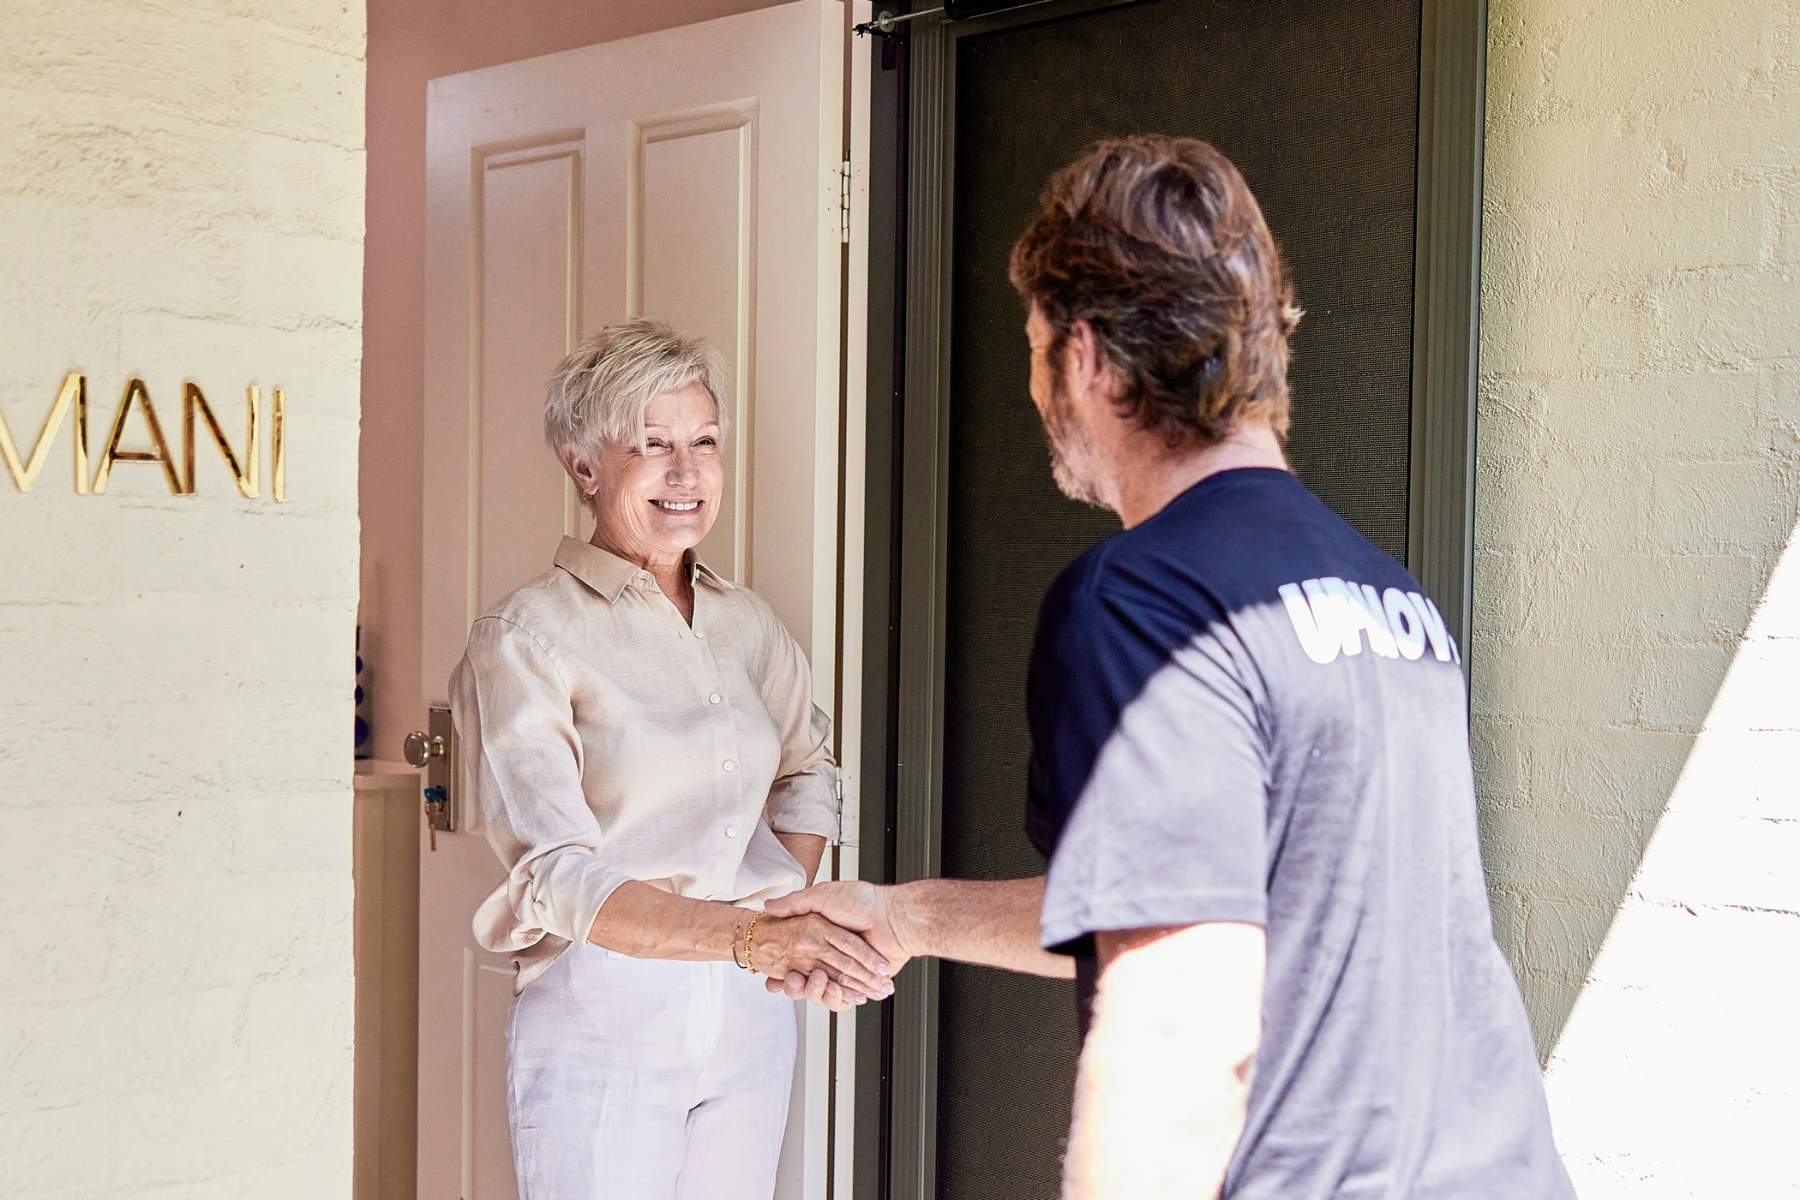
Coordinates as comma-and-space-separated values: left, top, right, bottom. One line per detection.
420, 5, 846, 1197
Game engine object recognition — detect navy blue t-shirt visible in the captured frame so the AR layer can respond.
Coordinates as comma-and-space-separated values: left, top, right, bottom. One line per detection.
1027, 468, 1571, 1200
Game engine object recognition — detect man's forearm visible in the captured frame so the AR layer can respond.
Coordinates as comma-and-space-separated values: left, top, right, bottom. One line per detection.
889, 876, 1075, 978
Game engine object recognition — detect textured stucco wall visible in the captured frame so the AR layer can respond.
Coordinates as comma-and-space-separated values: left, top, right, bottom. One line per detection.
1475, 0, 1800, 1193
0, 2, 365, 1197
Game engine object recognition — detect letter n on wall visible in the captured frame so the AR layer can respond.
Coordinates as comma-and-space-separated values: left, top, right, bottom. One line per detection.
184, 383, 260, 497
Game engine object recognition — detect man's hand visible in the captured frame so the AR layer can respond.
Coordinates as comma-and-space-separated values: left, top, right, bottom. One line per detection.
762, 881, 912, 1002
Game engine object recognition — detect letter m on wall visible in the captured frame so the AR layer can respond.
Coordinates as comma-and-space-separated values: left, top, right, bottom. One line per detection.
0, 374, 88, 493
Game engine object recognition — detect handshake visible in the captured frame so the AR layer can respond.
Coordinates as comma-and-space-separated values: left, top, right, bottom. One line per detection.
749, 875, 1048, 1008
757, 881, 912, 1012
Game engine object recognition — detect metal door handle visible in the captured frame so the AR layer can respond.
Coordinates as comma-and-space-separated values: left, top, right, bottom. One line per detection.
402, 730, 446, 767
407, 705, 460, 839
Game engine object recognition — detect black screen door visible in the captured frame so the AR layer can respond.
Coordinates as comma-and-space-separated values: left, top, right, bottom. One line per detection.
942, 4, 1421, 1197
862, 1, 1484, 1196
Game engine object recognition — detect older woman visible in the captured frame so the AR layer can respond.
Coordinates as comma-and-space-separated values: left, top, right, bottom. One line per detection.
451, 319, 892, 1200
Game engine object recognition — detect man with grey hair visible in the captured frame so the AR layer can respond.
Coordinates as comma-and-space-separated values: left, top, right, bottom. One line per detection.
768, 139, 1570, 1200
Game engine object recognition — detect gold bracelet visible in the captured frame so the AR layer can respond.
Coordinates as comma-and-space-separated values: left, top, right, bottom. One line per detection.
742, 911, 762, 975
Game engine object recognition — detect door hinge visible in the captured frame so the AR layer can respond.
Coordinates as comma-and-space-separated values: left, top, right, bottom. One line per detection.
838, 159, 851, 244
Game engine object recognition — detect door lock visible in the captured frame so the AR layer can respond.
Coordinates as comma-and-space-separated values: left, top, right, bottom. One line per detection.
405, 705, 461, 842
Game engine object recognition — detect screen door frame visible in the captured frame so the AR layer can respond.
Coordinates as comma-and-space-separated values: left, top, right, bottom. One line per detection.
855, 2, 1489, 1195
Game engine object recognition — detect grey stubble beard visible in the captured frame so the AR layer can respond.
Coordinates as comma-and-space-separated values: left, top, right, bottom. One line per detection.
1043, 387, 1104, 508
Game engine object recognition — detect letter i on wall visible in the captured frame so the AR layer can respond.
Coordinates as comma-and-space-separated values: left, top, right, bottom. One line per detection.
272, 387, 286, 501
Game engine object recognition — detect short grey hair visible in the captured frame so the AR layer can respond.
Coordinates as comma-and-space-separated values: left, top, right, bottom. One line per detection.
543, 318, 730, 458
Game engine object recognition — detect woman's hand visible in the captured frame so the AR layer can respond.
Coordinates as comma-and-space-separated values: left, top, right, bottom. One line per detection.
784, 967, 863, 1013
749, 912, 894, 1004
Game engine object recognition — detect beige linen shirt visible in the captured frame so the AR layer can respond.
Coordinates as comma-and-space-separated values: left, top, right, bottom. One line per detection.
452, 537, 839, 991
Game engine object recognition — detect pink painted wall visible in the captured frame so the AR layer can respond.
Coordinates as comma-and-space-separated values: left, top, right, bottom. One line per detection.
359, 0, 791, 758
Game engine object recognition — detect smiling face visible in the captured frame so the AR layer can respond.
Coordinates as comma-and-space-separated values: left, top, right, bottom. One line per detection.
579, 382, 725, 567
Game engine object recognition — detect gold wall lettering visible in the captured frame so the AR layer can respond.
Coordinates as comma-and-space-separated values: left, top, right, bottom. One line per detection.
93, 378, 183, 495
272, 387, 286, 503
1, 374, 289, 499
185, 383, 259, 498
0, 373, 88, 493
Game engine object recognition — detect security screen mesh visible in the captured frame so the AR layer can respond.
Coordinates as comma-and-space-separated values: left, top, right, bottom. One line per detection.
935, 1, 1422, 1197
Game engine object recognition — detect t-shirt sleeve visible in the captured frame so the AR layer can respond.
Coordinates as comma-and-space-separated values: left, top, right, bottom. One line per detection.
1036, 578, 1272, 955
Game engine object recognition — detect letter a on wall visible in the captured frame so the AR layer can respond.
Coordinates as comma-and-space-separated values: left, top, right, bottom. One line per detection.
93, 378, 184, 495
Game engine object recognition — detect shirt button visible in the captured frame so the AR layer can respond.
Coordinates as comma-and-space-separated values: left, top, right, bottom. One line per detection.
722, 759, 736, 773
708, 693, 721, 705
695, 629, 706, 640
725, 826, 739, 838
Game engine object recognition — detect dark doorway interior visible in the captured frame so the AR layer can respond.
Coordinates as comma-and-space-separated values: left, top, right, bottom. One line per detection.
934, 3, 1422, 1198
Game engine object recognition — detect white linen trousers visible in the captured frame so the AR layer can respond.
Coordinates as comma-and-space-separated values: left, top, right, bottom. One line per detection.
506, 941, 797, 1200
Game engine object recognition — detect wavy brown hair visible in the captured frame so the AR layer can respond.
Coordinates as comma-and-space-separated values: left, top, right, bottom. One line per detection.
1009, 136, 1300, 445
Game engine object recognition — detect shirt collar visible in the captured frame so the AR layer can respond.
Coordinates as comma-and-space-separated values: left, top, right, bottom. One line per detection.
553, 536, 734, 602
688, 555, 733, 592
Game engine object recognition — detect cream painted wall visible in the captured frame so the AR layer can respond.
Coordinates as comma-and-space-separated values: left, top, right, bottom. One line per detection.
1475, 0, 1800, 1193
358, 0, 790, 762
0, 1, 366, 1197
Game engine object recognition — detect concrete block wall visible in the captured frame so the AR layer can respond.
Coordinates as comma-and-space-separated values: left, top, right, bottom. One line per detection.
0, 2, 365, 1197
1475, 0, 1800, 1193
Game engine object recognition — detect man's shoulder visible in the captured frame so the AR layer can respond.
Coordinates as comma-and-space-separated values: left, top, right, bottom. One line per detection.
1040, 538, 1117, 624
1134, 468, 1415, 601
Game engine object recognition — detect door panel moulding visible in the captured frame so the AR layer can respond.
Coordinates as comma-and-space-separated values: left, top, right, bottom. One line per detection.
470, 136, 586, 623
628, 101, 759, 582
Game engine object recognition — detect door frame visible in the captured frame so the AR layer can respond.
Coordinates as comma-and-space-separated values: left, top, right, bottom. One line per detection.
855, 0, 1489, 1195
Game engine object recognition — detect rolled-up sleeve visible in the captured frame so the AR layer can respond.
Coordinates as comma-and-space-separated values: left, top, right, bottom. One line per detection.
453, 616, 634, 952
750, 603, 840, 842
